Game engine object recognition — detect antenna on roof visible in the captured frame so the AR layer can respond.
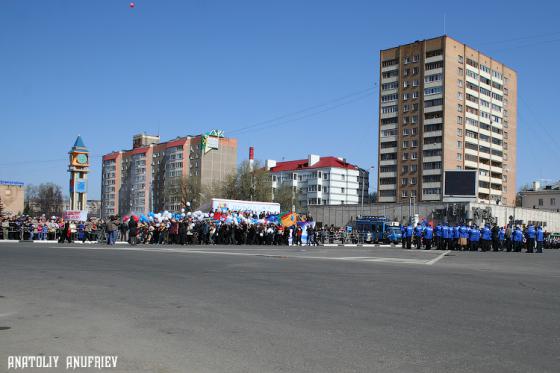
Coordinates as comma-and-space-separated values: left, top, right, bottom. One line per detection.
443, 13, 446, 35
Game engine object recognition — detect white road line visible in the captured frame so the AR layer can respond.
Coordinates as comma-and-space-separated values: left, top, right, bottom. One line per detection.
45, 246, 444, 265
425, 250, 450, 265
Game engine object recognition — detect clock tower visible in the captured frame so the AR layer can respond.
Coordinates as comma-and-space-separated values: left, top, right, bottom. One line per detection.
68, 135, 89, 211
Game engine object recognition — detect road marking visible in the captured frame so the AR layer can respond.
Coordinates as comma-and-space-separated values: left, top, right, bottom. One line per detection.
425, 250, 450, 265
44, 245, 447, 266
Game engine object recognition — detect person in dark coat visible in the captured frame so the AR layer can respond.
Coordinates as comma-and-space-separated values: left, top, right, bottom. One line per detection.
128, 217, 138, 246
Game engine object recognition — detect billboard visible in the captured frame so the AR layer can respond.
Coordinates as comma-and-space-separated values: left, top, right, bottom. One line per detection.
443, 170, 477, 197
210, 198, 280, 214
64, 210, 89, 221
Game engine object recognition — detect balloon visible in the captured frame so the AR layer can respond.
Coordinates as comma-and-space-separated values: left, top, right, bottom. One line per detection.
181, 208, 185, 213
129, 2, 135, 8
186, 202, 191, 207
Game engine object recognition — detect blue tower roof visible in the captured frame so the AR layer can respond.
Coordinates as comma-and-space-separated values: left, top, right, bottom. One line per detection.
74, 135, 86, 148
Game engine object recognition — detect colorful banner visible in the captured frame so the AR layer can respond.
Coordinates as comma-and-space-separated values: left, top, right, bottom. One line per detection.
281, 211, 298, 227
63, 210, 88, 221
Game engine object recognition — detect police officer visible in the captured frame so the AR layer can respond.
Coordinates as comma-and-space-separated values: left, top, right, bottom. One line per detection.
512, 226, 523, 252
414, 223, 423, 249
536, 225, 544, 254
498, 226, 505, 251
526, 224, 536, 253
481, 224, 492, 252
424, 224, 433, 250
400, 224, 406, 249
441, 223, 449, 250
405, 223, 413, 250
435, 223, 442, 251
452, 224, 460, 251
469, 224, 480, 251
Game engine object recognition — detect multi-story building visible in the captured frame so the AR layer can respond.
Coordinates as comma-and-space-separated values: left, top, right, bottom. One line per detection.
377, 35, 517, 206
101, 132, 237, 217
520, 181, 560, 212
266, 154, 368, 207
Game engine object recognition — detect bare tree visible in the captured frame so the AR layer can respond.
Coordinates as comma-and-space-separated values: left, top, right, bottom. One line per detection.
273, 184, 301, 212
25, 183, 64, 216
164, 176, 202, 210
220, 160, 272, 202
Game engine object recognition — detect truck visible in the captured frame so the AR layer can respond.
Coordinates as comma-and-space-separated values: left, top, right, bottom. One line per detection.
355, 216, 402, 244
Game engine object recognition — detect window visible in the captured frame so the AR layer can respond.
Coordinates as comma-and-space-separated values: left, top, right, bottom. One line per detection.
402, 141, 409, 148
382, 82, 399, 90
458, 104, 463, 112
410, 164, 417, 172
412, 67, 419, 75
402, 190, 408, 198
403, 56, 410, 64
411, 128, 417, 135
412, 80, 419, 87
382, 70, 399, 79
382, 93, 398, 102
402, 153, 409, 160
457, 128, 463, 136
458, 55, 464, 64
404, 68, 410, 77
424, 73, 443, 83
551, 198, 556, 206
403, 93, 410, 100
411, 152, 417, 160
403, 80, 409, 88
341, 187, 345, 193
413, 54, 419, 62
402, 178, 408, 186
426, 49, 442, 58
457, 141, 463, 148
411, 178, 417, 185
424, 86, 442, 96
539, 198, 544, 207
457, 116, 463, 125
402, 165, 409, 173
457, 153, 463, 161
403, 128, 409, 136
457, 79, 464, 88
458, 67, 464, 75
457, 92, 464, 100
411, 115, 418, 124
382, 105, 398, 114
412, 91, 419, 99
411, 190, 417, 197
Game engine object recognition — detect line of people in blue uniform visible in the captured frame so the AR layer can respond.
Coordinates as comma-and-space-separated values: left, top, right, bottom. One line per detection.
400, 222, 545, 253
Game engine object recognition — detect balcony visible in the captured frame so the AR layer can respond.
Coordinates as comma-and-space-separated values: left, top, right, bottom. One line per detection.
422, 182, 441, 188
380, 147, 398, 154
423, 143, 442, 151
380, 159, 398, 166
424, 117, 443, 125
425, 55, 444, 64
424, 105, 443, 113
423, 168, 442, 175
423, 155, 442, 163
378, 196, 397, 203
379, 171, 397, 178
379, 184, 397, 190
422, 193, 441, 201
423, 130, 442, 138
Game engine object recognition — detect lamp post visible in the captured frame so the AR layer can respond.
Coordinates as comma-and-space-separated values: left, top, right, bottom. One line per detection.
361, 166, 374, 216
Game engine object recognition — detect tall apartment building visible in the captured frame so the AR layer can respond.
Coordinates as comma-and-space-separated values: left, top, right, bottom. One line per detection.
266, 154, 368, 207
378, 36, 517, 206
101, 132, 237, 217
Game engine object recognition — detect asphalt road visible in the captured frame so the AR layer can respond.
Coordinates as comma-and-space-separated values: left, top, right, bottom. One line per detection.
0, 242, 559, 373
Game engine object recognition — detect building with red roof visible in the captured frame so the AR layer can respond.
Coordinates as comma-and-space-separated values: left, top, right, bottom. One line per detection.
266, 154, 369, 207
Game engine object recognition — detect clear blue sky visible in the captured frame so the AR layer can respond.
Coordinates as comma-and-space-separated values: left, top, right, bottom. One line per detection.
1, 0, 559, 199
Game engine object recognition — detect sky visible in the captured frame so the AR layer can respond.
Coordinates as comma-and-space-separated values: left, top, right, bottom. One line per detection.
1, 0, 559, 199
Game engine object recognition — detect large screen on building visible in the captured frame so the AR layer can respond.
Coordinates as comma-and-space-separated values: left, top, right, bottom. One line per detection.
443, 170, 477, 197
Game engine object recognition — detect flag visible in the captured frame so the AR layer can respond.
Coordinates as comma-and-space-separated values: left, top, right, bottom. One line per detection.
281, 211, 298, 227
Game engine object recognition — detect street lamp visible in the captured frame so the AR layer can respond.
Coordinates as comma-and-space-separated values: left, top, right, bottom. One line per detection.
361, 166, 375, 216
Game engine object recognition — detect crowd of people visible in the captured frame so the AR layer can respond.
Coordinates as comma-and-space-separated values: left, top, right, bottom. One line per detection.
400, 222, 549, 253
2, 213, 560, 252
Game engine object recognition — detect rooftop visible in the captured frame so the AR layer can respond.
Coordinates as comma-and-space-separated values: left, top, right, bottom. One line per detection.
270, 156, 358, 172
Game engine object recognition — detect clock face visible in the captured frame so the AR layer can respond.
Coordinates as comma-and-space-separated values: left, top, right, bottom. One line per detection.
76, 154, 88, 165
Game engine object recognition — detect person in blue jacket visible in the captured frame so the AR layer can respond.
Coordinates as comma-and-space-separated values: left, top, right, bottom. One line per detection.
435, 224, 442, 251
498, 226, 505, 251
423, 224, 433, 250
536, 225, 544, 253
440, 223, 448, 250
452, 225, 460, 251
512, 226, 524, 252
469, 225, 480, 251
413, 223, 423, 249
405, 223, 413, 250
400, 225, 406, 249
480, 224, 492, 252
525, 224, 536, 253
